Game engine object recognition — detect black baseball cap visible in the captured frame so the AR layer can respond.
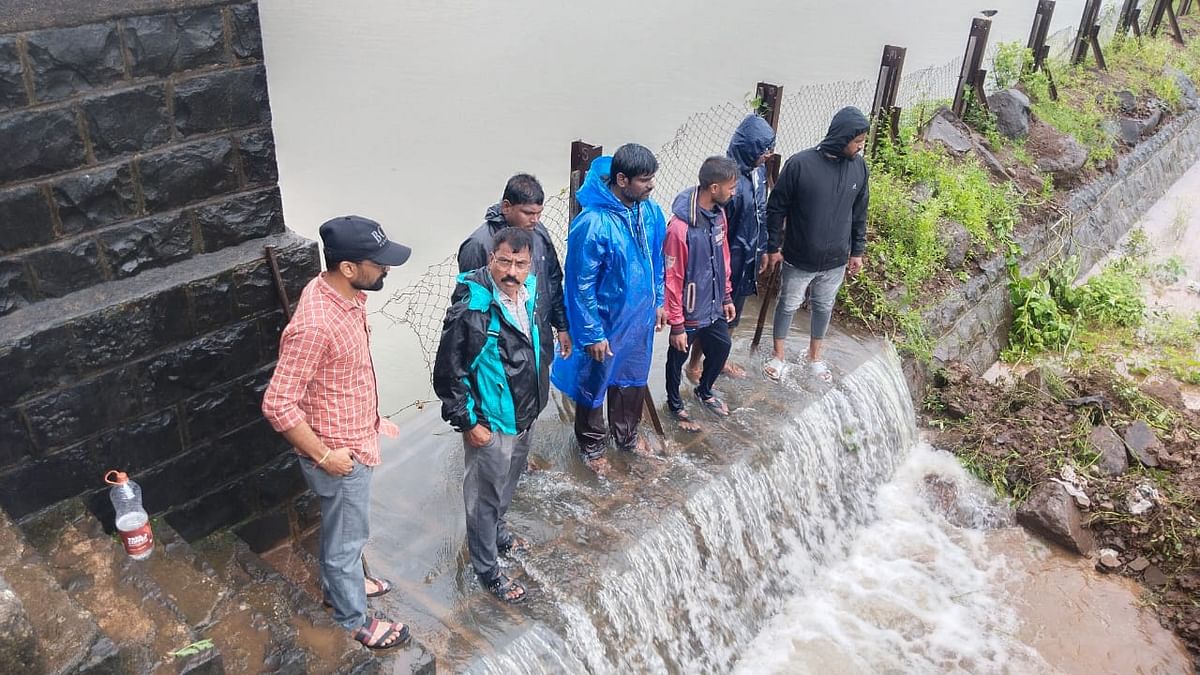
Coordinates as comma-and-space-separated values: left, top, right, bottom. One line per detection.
319, 215, 412, 266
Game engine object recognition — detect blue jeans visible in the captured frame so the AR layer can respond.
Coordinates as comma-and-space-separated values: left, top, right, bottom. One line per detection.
298, 455, 373, 630
772, 262, 846, 343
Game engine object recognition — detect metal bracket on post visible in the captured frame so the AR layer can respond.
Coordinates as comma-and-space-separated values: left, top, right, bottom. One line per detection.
1072, 0, 1108, 68
952, 17, 993, 119
1119, 0, 1144, 37
869, 45, 907, 157
1028, 0, 1061, 100
568, 141, 602, 221
1147, 0, 1187, 44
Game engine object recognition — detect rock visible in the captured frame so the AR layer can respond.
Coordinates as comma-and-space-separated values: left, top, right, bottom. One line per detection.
1165, 67, 1198, 108
1098, 548, 1121, 568
1143, 565, 1169, 588
912, 182, 934, 204
988, 88, 1031, 140
1088, 425, 1128, 476
0, 578, 37, 673
1127, 484, 1161, 515
1123, 421, 1162, 468
1101, 119, 1122, 143
1114, 90, 1137, 113
1141, 108, 1163, 135
1016, 481, 1096, 555
1140, 380, 1184, 408
1118, 118, 1142, 145
938, 220, 971, 269
1128, 556, 1151, 572
922, 107, 973, 156
971, 142, 1009, 178
1036, 134, 1088, 176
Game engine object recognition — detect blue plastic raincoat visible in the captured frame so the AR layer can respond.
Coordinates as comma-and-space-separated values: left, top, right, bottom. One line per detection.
550, 156, 666, 408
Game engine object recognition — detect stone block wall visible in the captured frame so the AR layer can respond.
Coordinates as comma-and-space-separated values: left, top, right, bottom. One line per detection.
0, 0, 320, 541
920, 109, 1200, 381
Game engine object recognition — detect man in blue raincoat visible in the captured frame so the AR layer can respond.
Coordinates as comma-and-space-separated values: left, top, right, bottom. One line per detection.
685, 115, 775, 381
551, 143, 667, 473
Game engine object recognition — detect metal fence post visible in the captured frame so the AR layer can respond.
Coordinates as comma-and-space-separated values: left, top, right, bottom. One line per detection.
868, 45, 907, 157
1118, 0, 1144, 37
749, 82, 786, 352
952, 17, 993, 119
1147, 0, 1187, 44
569, 141, 602, 221
1027, 0, 1061, 99
1072, 0, 1108, 67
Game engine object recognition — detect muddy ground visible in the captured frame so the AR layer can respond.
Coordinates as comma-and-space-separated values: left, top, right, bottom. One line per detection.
923, 362, 1200, 666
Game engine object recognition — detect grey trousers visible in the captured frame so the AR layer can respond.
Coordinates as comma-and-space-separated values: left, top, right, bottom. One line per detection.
298, 455, 373, 630
772, 262, 847, 342
463, 427, 532, 582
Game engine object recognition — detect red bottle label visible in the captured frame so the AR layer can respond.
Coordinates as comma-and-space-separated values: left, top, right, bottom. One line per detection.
119, 522, 154, 556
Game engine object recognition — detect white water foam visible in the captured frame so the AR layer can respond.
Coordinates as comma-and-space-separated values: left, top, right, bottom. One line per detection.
732, 444, 1052, 675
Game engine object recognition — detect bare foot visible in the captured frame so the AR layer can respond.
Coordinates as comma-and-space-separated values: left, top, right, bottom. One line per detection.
583, 455, 611, 475
622, 436, 655, 457
722, 362, 746, 379
670, 408, 703, 433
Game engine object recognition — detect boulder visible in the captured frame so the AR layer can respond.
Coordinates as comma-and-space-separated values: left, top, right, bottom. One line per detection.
971, 142, 1009, 178
1123, 421, 1162, 468
938, 220, 971, 269
1088, 425, 1128, 476
1036, 133, 1088, 176
0, 578, 36, 674
1118, 118, 1142, 145
988, 88, 1031, 140
1016, 481, 1096, 555
1114, 90, 1137, 113
1164, 67, 1198, 108
922, 107, 972, 156
1140, 379, 1184, 408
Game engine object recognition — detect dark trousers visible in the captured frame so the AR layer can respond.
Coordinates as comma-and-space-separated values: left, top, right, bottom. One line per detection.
574, 386, 644, 458
463, 428, 532, 582
666, 319, 731, 412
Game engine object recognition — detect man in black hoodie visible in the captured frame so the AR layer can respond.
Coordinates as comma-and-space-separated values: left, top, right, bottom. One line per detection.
458, 173, 572, 362
763, 107, 870, 383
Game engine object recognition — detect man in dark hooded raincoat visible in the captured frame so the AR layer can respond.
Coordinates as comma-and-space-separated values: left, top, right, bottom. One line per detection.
551, 143, 667, 472
685, 114, 775, 381
763, 106, 870, 384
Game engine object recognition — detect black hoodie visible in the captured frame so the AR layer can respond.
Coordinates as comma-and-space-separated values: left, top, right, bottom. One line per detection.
766, 107, 869, 272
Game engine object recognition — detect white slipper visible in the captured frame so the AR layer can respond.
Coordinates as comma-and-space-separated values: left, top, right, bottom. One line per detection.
809, 359, 833, 383
764, 357, 787, 382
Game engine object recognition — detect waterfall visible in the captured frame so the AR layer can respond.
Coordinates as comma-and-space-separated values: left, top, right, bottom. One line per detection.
467, 346, 920, 674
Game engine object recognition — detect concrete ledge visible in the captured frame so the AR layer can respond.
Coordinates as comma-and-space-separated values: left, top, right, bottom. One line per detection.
0, 0, 230, 35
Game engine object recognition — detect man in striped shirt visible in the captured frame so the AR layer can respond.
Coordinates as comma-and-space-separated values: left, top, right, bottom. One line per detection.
262, 215, 412, 651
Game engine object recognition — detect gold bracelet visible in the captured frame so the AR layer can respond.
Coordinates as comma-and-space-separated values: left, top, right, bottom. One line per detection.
316, 449, 331, 465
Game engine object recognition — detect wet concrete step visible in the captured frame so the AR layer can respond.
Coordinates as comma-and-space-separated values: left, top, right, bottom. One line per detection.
0, 509, 123, 674
19, 500, 215, 674
253, 528, 436, 674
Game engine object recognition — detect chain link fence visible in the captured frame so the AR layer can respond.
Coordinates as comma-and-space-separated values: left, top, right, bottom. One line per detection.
379, 18, 1092, 375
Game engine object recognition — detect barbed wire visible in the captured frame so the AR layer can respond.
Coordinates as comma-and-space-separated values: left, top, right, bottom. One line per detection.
376, 18, 1104, 375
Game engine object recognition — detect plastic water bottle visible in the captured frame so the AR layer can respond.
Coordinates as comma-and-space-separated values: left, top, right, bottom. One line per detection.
104, 470, 154, 560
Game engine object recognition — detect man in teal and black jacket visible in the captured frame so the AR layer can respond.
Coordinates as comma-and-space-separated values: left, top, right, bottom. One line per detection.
433, 226, 547, 605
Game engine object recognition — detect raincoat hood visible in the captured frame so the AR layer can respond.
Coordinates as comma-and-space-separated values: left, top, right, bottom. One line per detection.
727, 115, 776, 173
483, 202, 505, 225
574, 156, 630, 215
817, 106, 870, 158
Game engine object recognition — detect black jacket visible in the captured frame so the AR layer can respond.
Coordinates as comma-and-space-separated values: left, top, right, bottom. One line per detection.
433, 268, 549, 434
457, 204, 568, 334
766, 107, 870, 272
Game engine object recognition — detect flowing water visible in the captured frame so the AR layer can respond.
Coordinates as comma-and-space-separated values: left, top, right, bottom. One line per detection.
366, 334, 1190, 673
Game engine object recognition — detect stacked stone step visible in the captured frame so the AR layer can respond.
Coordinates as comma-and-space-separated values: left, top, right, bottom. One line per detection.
0, 1, 321, 541
0, 508, 123, 674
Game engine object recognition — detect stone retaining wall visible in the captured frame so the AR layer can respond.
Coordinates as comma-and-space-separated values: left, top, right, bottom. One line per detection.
0, 0, 319, 540
918, 109, 1200, 383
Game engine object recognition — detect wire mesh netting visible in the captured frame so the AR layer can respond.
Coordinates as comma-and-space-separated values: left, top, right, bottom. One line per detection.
379, 16, 1095, 376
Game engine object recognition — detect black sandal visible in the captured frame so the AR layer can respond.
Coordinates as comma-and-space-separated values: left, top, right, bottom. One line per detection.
482, 574, 527, 604
695, 390, 730, 417
498, 536, 531, 555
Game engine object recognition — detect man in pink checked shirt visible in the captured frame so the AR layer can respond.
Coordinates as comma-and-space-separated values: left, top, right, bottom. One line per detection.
262, 215, 412, 652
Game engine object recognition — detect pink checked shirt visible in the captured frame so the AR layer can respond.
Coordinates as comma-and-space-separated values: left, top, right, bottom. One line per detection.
262, 274, 398, 466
